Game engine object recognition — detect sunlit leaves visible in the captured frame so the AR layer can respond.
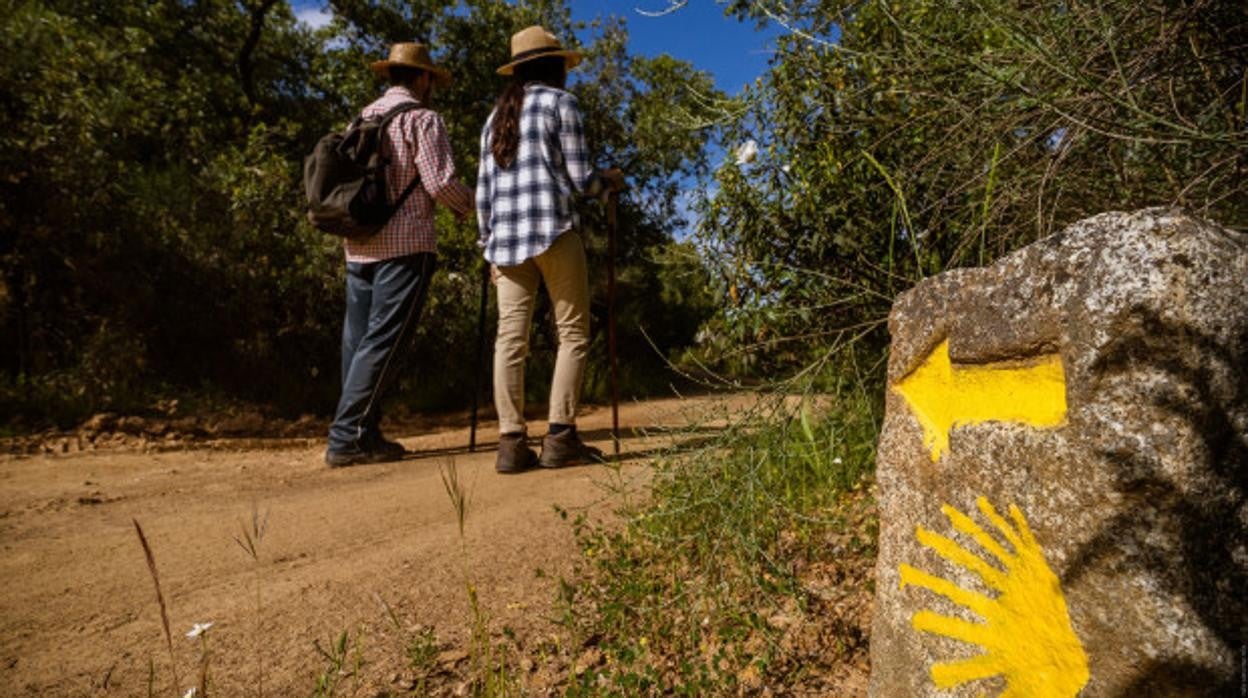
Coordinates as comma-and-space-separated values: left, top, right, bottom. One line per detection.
692, 0, 1246, 378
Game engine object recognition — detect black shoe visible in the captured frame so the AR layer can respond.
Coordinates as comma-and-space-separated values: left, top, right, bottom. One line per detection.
325, 442, 404, 469
538, 430, 605, 469
496, 433, 538, 474
366, 433, 407, 458
326, 449, 380, 468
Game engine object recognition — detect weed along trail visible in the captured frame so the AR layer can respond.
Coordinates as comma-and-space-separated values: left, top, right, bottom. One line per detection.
0, 396, 715, 695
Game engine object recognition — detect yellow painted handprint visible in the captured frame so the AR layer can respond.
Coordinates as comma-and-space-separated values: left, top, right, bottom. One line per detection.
899, 497, 1089, 697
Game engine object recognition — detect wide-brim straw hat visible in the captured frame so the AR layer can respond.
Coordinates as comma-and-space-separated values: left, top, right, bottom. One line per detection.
371, 43, 453, 88
497, 25, 582, 76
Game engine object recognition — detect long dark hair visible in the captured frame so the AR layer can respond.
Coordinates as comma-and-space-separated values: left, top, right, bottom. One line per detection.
491, 56, 566, 168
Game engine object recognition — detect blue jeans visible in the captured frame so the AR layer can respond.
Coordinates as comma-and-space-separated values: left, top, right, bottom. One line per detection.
327, 252, 436, 453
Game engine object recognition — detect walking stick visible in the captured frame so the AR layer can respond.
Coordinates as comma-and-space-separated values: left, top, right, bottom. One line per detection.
606, 191, 621, 456
469, 261, 489, 452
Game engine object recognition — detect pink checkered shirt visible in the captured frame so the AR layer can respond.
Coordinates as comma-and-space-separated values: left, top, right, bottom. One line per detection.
344, 87, 473, 263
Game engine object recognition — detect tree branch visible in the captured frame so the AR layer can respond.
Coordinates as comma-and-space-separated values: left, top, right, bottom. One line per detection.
238, 0, 280, 106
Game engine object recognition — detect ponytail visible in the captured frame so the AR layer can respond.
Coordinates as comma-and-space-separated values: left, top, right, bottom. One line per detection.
489, 56, 568, 169
491, 81, 527, 168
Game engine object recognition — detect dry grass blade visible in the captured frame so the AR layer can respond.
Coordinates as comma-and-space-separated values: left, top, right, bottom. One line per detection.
232, 504, 268, 698
132, 518, 181, 694
232, 506, 269, 561
198, 649, 209, 698
374, 592, 403, 632
439, 458, 469, 538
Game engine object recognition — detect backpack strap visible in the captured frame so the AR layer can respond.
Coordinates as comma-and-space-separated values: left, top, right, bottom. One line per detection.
392, 172, 424, 209
377, 101, 422, 129
375, 101, 425, 208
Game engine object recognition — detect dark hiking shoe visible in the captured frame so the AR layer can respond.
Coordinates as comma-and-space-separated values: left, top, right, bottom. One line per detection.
325, 441, 405, 469
496, 433, 538, 474
366, 433, 407, 458
325, 449, 382, 468
538, 430, 605, 469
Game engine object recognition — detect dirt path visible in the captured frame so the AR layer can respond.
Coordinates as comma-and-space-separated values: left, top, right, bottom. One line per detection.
0, 396, 721, 696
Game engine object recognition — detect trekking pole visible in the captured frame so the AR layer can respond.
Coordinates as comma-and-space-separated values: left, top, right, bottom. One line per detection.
469, 261, 489, 452
606, 191, 621, 456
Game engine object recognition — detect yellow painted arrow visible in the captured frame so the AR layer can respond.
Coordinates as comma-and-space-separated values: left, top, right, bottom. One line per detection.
893, 340, 1067, 462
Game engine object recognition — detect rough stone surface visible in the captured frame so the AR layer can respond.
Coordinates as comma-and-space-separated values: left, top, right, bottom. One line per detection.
869, 209, 1246, 696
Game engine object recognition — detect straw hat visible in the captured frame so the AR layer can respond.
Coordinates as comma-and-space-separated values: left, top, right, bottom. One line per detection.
370, 43, 452, 88
497, 25, 582, 76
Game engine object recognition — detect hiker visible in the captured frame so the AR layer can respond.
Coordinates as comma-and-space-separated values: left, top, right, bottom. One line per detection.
476, 25, 625, 473
325, 43, 474, 468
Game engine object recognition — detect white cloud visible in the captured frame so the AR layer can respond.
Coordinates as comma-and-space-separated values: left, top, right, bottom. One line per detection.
295, 5, 333, 30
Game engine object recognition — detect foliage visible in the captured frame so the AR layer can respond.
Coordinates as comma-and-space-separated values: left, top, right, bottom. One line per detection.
552, 4, 1247, 692
694, 0, 1247, 376
311, 629, 355, 696
559, 375, 882, 693
0, 0, 721, 427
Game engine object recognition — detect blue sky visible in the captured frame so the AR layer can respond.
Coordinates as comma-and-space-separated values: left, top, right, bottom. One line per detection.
572, 1, 781, 94
290, 1, 781, 95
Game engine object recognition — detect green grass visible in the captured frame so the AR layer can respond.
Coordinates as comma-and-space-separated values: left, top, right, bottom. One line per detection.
312, 629, 360, 697
557, 376, 883, 694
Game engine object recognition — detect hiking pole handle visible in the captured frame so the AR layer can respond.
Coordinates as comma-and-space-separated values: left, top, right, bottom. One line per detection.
606, 191, 620, 456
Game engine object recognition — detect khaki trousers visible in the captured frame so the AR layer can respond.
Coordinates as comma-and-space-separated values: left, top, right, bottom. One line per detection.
493, 231, 590, 435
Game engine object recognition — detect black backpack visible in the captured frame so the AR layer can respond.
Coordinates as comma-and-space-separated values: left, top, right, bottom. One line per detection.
304, 102, 423, 238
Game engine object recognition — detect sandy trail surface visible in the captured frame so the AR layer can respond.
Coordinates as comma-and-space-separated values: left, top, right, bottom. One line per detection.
0, 396, 723, 696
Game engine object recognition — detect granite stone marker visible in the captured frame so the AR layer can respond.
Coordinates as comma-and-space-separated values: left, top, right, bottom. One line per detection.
870, 209, 1246, 696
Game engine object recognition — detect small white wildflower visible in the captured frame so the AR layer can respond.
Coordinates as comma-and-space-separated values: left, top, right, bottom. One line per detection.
734, 139, 758, 165
447, 272, 463, 283
833, 457, 843, 465
186, 622, 213, 639
183, 688, 198, 698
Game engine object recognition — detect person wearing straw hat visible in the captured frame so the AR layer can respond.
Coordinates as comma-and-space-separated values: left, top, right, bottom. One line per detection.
476, 25, 625, 474
325, 43, 474, 468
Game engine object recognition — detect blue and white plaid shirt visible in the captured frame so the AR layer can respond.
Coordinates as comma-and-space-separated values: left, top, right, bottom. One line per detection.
476, 84, 603, 266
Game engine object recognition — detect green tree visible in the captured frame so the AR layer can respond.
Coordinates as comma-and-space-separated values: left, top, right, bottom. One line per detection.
692, 0, 1246, 377
0, 0, 721, 426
